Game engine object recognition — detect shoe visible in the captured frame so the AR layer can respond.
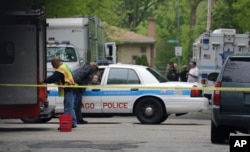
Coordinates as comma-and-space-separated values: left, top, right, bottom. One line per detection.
78, 120, 88, 124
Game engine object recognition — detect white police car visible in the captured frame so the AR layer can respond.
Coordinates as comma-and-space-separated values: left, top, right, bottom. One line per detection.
48, 64, 209, 124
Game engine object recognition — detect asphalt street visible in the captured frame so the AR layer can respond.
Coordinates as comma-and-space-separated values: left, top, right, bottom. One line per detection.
0, 110, 232, 152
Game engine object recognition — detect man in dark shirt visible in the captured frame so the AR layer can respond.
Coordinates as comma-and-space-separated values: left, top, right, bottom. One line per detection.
73, 62, 99, 124
180, 65, 188, 82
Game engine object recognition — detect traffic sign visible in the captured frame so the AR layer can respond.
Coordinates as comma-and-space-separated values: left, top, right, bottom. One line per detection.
167, 39, 179, 44
175, 46, 182, 56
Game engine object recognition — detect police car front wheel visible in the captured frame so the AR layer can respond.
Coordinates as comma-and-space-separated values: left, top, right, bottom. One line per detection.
135, 97, 165, 124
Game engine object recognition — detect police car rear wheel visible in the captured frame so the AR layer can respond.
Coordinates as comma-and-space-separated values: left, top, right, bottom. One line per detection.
135, 97, 164, 124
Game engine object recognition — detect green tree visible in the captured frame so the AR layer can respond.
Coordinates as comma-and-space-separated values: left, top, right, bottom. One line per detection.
141, 54, 149, 66
135, 55, 149, 66
151, 0, 206, 69
135, 56, 142, 65
114, 0, 166, 31
43, 0, 119, 25
233, 0, 250, 32
212, 0, 241, 32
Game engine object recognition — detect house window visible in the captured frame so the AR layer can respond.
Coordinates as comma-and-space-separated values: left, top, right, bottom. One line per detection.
140, 46, 146, 53
132, 55, 138, 60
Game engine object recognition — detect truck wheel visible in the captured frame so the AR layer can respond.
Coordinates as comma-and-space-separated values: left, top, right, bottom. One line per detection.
20, 117, 52, 123
39, 117, 52, 123
135, 97, 164, 124
211, 120, 229, 144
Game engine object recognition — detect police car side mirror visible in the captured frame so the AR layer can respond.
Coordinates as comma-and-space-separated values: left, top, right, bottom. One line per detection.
207, 72, 219, 82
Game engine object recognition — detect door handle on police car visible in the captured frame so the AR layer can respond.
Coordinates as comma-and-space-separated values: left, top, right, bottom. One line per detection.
131, 88, 139, 91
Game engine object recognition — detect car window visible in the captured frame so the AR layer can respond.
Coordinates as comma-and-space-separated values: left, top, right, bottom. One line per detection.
107, 68, 140, 84
222, 57, 250, 83
47, 47, 77, 62
97, 68, 105, 82
146, 68, 167, 83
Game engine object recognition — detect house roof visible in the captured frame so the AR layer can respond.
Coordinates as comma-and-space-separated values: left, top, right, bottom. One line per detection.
103, 23, 156, 44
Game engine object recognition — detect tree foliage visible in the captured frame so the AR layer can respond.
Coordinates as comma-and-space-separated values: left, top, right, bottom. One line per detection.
14, 0, 248, 69
212, 0, 241, 32
232, 0, 250, 32
113, 0, 165, 31
135, 55, 149, 66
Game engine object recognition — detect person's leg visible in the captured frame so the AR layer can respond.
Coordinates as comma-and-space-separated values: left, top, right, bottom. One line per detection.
75, 89, 88, 124
74, 89, 83, 122
64, 89, 77, 127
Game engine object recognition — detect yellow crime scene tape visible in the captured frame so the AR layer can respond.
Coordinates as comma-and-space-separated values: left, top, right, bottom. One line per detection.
0, 83, 250, 91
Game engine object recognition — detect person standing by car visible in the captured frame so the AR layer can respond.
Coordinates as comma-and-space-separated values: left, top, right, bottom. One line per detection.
187, 61, 199, 83
73, 62, 99, 124
166, 62, 178, 81
180, 65, 188, 82
43, 57, 77, 128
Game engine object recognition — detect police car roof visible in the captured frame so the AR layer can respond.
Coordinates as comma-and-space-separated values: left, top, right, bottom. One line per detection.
102, 64, 148, 69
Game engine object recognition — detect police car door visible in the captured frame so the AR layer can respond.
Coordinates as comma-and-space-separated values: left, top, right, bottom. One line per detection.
101, 67, 141, 113
81, 67, 103, 113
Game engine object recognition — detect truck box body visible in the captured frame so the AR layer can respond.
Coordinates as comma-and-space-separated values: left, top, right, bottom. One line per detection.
47, 18, 89, 61
46, 17, 106, 66
0, 9, 51, 118
192, 29, 250, 99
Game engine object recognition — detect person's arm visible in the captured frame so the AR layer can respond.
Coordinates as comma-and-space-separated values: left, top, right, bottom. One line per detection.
188, 69, 198, 78
43, 71, 64, 84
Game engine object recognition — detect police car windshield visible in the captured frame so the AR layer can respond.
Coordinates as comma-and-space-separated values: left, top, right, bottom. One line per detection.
146, 68, 168, 83
47, 47, 77, 62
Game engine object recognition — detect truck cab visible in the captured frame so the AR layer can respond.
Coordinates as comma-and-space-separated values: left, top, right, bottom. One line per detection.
47, 40, 84, 76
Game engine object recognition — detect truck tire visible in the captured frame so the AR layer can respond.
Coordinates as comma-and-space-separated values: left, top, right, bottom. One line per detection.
211, 120, 229, 144
20, 117, 52, 123
135, 97, 164, 124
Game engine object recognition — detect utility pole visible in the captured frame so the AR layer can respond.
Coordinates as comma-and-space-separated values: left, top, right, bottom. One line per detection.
206, 0, 212, 31
176, 0, 181, 73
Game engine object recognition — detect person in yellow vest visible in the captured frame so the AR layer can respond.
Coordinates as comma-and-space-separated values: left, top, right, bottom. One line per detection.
43, 57, 77, 128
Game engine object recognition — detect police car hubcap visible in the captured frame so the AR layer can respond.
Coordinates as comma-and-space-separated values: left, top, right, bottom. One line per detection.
145, 107, 153, 116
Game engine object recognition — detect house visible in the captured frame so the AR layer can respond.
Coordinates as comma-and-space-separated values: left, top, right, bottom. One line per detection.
104, 17, 156, 67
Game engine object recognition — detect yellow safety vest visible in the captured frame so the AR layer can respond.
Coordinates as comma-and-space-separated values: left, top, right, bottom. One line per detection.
56, 64, 75, 96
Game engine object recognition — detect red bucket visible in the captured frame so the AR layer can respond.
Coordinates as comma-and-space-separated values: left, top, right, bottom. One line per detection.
59, 114, 72, 132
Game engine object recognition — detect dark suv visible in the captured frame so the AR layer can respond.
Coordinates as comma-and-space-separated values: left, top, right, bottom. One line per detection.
208, 54, 250, 144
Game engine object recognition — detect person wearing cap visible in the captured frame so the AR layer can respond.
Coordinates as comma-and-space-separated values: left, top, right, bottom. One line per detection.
43, 57, 77, 128
73, 61, 99, 124
180, 65, 189, 82
187, 61, 199, 82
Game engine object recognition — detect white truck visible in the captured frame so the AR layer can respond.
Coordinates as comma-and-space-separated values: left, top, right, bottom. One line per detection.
46, 17, 117, 77
0, 8, 55, 123
192, 28, 250, 100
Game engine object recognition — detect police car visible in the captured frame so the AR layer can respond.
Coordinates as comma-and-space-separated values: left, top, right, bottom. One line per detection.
48, 64, 209, 124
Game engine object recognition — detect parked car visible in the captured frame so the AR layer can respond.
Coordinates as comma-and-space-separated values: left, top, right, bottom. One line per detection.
208, 54, 250, 143
48, 64, 209, 124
